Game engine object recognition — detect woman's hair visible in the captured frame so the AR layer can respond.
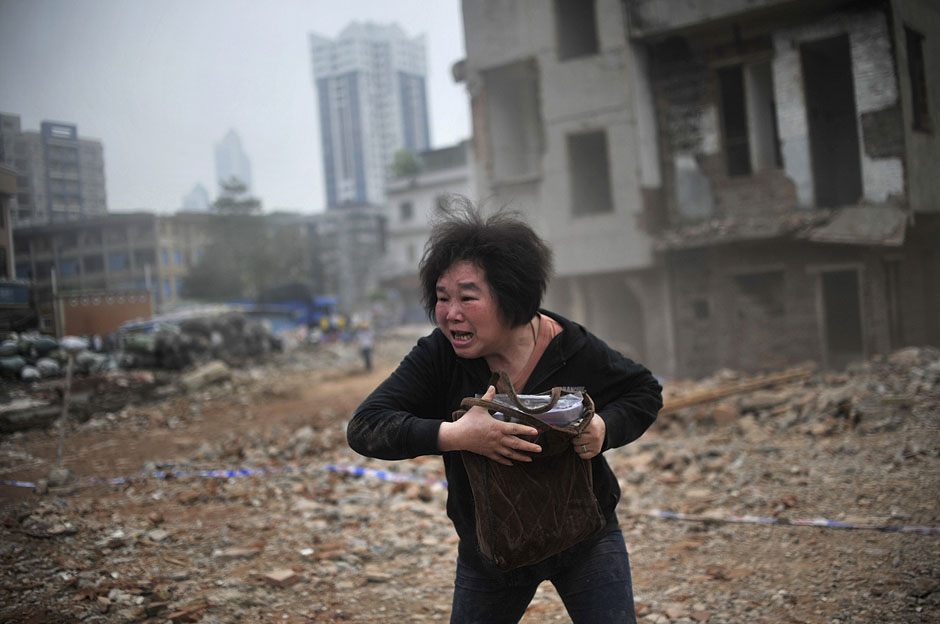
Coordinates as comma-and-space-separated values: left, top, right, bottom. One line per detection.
419, 196, 553, 328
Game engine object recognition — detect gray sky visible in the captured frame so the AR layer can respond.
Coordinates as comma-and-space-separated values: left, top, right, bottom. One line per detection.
0, 0, 469, 213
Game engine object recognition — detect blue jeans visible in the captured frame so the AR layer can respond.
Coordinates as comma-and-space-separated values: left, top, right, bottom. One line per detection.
450, 527, 637, 624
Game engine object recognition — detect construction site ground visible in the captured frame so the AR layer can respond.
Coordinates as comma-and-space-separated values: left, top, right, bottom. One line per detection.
1, 330, 938, 623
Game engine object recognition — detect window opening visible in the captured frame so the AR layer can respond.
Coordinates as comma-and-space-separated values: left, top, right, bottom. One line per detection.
399, 201, 413, 221
718, 65, 751, 176
801, 35, 863, 207
483, 60, 542, 181
731, 270, 788, 371
905, 26, 932, 132
554, 0, 599, 61
821, 269, 864, 369
884, 259, 903, 349
567, 130, 614, 216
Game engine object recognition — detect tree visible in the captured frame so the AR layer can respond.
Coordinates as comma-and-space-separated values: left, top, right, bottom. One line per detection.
213, 177, 261, 215
182, 178, 272, 300
389, 149, 420, 178
182, 209, 315, 303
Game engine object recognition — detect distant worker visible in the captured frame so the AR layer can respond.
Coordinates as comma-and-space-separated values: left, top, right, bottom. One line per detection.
357, 323, 375, 372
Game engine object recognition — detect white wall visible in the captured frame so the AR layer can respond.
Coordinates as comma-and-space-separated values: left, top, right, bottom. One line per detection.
773, 9, 905, 207
463, 0, 656, 277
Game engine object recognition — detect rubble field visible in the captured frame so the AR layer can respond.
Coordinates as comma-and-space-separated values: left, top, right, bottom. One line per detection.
1, 334, 938, 624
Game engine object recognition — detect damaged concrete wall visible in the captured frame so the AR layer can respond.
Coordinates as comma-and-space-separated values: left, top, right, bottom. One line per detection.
648, 34, 800, 222
628, 0, 793, 38
669, 238, 935, 378
647, 5, 907, 218
545, 265, 673, 374
774, 7, 905, 207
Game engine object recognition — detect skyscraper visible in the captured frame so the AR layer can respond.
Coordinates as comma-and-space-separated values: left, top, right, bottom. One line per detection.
214, 129, 252, 194
310, 22, 431, 208
181, 182, 210, 212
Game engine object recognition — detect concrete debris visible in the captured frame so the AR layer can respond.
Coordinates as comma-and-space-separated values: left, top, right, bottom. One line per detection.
262, 569, 301, 587
179, 360, 231, 393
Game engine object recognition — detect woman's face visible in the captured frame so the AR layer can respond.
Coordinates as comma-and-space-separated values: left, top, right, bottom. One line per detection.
435, 261, 511, 360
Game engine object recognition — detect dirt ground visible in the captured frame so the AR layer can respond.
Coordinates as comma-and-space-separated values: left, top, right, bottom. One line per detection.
1, 335, 938, 623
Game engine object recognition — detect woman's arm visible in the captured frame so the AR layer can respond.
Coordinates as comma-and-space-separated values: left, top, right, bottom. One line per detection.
346, 333, 450, 460
585, 337, 663, 451
348, 331, 543, 463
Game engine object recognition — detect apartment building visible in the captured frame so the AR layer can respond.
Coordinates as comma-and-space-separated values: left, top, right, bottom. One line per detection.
310, 22, 431, 207
311, 205, 386, 313
0, 114, 107, 225
381, 140, 473, 322
13, 212, 209, 330
461, 0, 939, 377
627, 0, 939, 376
460, 0, 670, 370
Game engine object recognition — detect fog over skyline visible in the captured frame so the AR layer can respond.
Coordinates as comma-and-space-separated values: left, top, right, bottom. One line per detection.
0, 0, 470, 213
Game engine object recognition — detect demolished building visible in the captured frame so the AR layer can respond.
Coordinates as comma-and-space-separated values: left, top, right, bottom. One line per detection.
460, 0, 939, 378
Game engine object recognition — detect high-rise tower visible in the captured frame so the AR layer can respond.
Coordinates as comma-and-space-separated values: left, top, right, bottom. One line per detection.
310, 22, 431, 208
214, 129, 252, 194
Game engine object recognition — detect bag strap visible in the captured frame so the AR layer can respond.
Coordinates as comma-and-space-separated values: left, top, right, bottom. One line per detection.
459, 396, 552, 431
488, 370, 561, 414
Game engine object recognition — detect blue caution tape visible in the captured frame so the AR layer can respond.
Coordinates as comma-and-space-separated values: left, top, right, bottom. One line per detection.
0, 466, 297, 489
326, 464, 447, 487
3, 466, 936, 534
0, 463, 446, 489
1, 480, 38, 488
640, 509, 940, 535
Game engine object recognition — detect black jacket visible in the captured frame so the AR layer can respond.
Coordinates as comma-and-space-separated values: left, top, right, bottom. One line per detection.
347, 310, 662, 572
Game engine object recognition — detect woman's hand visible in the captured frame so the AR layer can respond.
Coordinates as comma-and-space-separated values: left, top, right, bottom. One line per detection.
572, 414, 606, 459
438, 385, 542, 465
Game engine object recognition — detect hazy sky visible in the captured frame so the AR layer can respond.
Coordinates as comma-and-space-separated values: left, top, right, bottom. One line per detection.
0, 0, 470, 213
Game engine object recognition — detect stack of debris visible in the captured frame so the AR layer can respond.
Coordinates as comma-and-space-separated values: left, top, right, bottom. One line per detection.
0, 312, 287, 434
0, 312, 284, 383
658, 345, 940, 435
120, 312, 283, 371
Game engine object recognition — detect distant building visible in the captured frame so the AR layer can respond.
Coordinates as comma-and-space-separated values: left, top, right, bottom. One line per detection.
381, 140, 473, 322
13, 212, 210, 331
0, 163, 15, 279
214, 129, 252, 194
310, 22, 431, 208
0, 113, 107, 225
182, 183, 211, 212
313, 205, 386, 313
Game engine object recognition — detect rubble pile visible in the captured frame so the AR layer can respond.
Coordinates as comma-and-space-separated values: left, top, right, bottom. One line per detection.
0, 312, 284, 384
120, 313, 283, 371
0, 313, 292, 434
660, 345, 939, 434
0, 342, 937, 623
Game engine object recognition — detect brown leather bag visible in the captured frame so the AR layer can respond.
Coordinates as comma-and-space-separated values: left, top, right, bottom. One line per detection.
452, 371, 605, 571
